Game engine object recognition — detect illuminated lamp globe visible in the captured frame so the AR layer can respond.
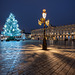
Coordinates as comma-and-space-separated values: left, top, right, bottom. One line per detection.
42, 9, 47, 19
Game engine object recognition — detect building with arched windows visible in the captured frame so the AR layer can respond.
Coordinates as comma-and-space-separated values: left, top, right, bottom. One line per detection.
31, 24, 75, 41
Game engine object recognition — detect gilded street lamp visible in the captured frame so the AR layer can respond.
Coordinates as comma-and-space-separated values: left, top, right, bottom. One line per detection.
38, 9, 49, 50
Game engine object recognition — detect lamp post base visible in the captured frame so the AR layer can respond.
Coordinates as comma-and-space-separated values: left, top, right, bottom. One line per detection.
42, 38, 47, 50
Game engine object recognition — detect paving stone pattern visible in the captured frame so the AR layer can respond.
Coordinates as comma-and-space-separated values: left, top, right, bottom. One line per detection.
0, 43, 75, 75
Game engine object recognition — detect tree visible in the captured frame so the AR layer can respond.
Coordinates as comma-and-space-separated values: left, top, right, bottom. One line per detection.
2, 13, 21, 36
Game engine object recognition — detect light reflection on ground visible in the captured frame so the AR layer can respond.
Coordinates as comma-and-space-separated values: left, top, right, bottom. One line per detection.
0, 40, 75, 75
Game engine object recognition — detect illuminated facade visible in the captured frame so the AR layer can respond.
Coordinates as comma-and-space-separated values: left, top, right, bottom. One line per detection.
31, 24, 75, 40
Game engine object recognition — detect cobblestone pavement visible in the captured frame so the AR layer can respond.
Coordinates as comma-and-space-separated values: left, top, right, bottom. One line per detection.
0, 41, 75, 75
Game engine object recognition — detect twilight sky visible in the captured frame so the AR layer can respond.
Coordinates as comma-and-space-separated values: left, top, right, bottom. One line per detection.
0, 0, 75, 32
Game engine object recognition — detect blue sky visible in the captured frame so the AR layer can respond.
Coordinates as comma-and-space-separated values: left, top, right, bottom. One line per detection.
0, 0, 75, 32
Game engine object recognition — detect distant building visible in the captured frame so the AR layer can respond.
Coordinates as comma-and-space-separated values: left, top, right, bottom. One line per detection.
31, 24, 75, 40
21, 33, 31, 40
21, 30, 31, 40
25, 33, 31, 40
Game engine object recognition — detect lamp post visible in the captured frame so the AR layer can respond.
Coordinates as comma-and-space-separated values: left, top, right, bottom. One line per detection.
38, 9, 49, 50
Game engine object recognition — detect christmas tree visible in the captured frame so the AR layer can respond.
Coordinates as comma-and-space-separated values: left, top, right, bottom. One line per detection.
2, 13, 21, 36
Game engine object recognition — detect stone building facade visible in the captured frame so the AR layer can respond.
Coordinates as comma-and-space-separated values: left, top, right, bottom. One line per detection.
31, 24, 75, 40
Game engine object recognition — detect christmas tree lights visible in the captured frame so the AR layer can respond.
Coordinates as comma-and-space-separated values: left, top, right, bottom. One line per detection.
2, 13, 21, 36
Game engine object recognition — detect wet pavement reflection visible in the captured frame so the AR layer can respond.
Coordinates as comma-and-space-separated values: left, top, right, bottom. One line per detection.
47, 40, 75, 49
0, 40, 75, 75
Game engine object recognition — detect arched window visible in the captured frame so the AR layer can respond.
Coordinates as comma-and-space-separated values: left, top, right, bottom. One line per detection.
56, 30, 57, 35
59, 36, 60, 39
59, 30, 60, 34
62, 30, 63, 34
62, 36, 63, 39
72, 30, 74, 34
68, 31, 70, 35
72, 35, 74, 39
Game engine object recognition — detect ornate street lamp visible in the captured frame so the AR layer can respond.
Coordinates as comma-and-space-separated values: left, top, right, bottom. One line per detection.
38, 9, 49, 50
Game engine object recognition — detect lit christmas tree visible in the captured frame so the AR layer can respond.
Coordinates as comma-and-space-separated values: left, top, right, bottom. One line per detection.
2, 13, 21, 36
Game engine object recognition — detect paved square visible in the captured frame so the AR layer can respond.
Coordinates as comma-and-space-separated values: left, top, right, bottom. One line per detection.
0, 41, 75, 75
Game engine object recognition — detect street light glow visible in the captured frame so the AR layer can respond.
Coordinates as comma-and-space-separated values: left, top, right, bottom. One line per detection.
45, 20, 49, 26
42, 13, 47, 19
38, 20, 42, 25
38, 9, 49, 50
42, 9, 47, 19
